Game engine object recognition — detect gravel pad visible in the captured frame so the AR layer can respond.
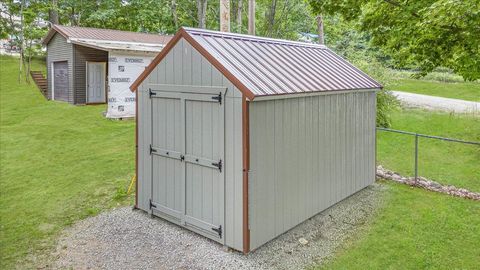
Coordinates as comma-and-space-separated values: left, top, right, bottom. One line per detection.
52, 183, 386, 270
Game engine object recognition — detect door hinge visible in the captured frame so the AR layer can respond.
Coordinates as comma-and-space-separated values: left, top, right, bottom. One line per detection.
212, 225, 222, 238
212, 159, 222, 172
149, 88, 156, 98
180, 154, 185, 162
149, 145, 157, 154
211, 92, 222, 104
149, 199, 157, 209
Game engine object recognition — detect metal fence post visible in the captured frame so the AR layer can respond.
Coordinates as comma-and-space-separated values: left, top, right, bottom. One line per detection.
376, 127, 480, 186
414, 134, 418, 185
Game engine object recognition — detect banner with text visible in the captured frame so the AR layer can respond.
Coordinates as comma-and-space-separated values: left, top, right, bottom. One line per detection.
106, 53, 154, 118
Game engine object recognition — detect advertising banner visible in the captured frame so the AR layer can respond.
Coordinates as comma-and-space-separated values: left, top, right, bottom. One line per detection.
106, 52, 154, 118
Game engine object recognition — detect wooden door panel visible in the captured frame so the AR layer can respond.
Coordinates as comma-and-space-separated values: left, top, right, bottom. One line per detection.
184, 98, 224, 241
151, 96, 183, 222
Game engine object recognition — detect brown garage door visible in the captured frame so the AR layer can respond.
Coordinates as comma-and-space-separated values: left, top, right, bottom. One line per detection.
53, 61, 69, 101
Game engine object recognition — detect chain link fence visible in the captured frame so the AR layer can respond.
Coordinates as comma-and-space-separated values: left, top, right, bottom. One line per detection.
376, 127, 480, 192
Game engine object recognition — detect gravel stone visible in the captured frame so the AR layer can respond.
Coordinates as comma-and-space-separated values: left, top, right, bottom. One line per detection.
51, 184, 386, 270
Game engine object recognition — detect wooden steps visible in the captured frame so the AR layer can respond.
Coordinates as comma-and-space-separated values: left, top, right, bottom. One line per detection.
30, 71, 48, 99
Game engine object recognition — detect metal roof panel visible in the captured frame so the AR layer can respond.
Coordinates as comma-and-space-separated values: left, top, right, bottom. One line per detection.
43, 25, 172, 47
184, 28, 382, 97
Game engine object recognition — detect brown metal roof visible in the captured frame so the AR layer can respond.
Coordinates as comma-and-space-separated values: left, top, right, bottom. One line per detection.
131, 27, 381, 99
43, 25, 172, 46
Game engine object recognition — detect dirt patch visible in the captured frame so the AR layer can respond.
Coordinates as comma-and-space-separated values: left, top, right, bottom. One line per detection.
49, 183, 387, 270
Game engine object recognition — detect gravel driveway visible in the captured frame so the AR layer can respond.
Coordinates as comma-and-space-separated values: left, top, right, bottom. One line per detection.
392, 91, 480, 114
51, 183, 386, 270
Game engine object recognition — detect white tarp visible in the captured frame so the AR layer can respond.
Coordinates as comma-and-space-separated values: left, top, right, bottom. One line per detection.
106, 52, 155, 118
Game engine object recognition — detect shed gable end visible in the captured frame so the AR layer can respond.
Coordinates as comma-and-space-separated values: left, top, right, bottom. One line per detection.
136, 38, 245, 251
47, 32, 74, 103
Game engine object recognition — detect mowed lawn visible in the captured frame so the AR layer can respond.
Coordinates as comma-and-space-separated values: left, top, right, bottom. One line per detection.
1, 54, 479, 269
0, 55, 135, 268
322, 108, 480, 269
319, 181, 480, 269
377, 109, 480, 192
387, 78, 480, 102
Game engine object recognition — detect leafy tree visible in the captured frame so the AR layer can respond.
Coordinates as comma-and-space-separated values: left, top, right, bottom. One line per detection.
320, 15, 399, 127
309, 0, 480, 81
2, 0, 398, 125
1, 0, 49, 82
255, 0, 315, 39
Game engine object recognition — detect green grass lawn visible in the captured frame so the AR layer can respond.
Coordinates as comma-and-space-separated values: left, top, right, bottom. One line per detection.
318, 181, 480, 270
387, 78, 480, 102
377, 109, 480, 192
1, 54, 478, 269
0, 55, 135, 269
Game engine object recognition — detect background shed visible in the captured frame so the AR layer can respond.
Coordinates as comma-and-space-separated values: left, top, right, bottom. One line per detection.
42, 25, 171, 118
131, 27, 381, 253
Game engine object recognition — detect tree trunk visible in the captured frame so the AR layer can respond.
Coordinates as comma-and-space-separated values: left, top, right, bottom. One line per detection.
171, 0, 178, 29
196, 0, 208, 29
266, 0, 277, 36
316, 15, 324, 45
26, 39, 33, 84
220, 0, 230, 32
49, 0, 59, 25
236, 0, 243, 33
18, 0, 24, 83
248, 0, 255, 35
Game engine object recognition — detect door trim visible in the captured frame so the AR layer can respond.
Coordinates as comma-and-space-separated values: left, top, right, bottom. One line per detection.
51, 62, 55, 100
149, 84, 227, 95
52, 60, 68, 101
85, 61, 107, 104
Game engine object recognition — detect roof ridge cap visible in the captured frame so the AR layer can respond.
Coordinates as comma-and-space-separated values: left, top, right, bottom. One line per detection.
54, 24, 168, 37
183, 27, 327, 49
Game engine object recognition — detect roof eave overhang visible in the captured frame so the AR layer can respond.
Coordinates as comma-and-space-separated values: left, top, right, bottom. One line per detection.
252, 87, 382, 102
68, 40, 108, 52
129, 27, 256, 101
109, 49, 161, 54
69, 39, 163, 53
42, 25, 67, 46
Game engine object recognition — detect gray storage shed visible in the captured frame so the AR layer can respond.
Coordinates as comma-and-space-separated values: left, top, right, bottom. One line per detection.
130, 27, 381, 253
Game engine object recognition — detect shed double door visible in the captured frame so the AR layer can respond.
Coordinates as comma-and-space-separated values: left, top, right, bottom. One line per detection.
149, 87, 225, 243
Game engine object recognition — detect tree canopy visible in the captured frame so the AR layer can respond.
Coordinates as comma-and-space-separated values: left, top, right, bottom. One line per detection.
309, 0, 480, 81
3, 0, 478, 82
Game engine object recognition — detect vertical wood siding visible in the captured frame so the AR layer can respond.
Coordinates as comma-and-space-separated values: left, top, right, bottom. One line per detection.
137, 39, 244, 251
46, 33, 73, 103
248, 91, 377, 250
73, 44, 108, 104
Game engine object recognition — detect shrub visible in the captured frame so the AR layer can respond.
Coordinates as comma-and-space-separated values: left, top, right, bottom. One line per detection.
350, 56, 400, 127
